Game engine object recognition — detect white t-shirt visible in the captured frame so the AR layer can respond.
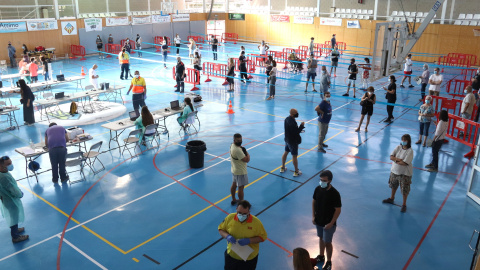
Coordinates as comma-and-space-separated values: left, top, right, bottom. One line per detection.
435, 120, 448, 141
429, 74, 443, 91
462, 92, 476, 115
89, 68, 98, 89
270, 67, 277, 77
174, 37, 181, 44
390, 145, 414, 176
404, 58, 412, 72
259, 45, 266, 55
194, 47, 201, 57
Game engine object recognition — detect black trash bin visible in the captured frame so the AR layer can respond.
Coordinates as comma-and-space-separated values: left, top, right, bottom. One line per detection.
186, 140, 207, 168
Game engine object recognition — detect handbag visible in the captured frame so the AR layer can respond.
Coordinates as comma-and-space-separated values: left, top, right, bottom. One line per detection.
360, 100, 365, 106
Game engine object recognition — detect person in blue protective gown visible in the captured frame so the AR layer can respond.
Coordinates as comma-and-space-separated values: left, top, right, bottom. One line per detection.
0, 156, 29, 243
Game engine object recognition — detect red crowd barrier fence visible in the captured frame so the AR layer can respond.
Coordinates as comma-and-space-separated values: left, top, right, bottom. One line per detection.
222, 33, 239, 44
460, 68, 478, 81
447, 53, 477, 67
232, 58, 254, 79
446, 79, 473, 98
324, 41, 346, 54
202, 62, 229, 85
105, 44, 121, 58
172, 67, 200, 91
437, 56, 471, 68
120, 39, 136, 54
187, 35, 205, 44
267, 50, 289, 69
154, 36, 171, 52
247, 54, 265, 68
431, 95, 478, 122
445, 113, 479, 158
70, 45, 86, 60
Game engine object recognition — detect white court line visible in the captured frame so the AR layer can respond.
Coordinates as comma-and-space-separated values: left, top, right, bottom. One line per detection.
0, 233, 60, 262
59, 236, 108, 270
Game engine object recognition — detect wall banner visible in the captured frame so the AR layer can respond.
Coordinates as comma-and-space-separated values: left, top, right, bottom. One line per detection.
84, 18, 102, 32
26, 20, 58, 31
270, 15, 290, 23
172, 14, 190, 22
0, 22, 27, 33
132, 16, 151, 25
106, 16, 129, 27
319, 17, 342, 26
293, 16, 314, 24
61, 21, 77, 35
347, 20, 361, 29
152, 15, 171, 23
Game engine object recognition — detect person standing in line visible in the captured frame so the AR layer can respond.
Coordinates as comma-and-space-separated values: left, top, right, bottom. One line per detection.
315, 92, 332, 154
281, 108, 305, 177
383, 75, 397, 123
309, 37, 315, 55
118, 48, 130, 80
89, 64, 99, 90
382, 134, 414, 213
175, 57, 186, 93
239, 46, 245, 57
428, 67, 443, 97
400, 54, 414, 88
96, 35, 103, 59
358, 58, 371, 91
218, 200, 267, 270
342, 58, 358, 98
13, 79, 35, 125
330, 34, 336, 51
7, 42, 16, 68
28, 58, 38, 83
265, 55, 274, 84
266, 60, 277, 100
126, 70, 147, 116
319, 66, 331, 99
229, 133, 250, 205
188, 38, 196, 64
312, 170, 342, 270
415, 95, 434, 146
305, 53, 318, 93
355, 86, 376, 132
0, 156, 29, 243
45, 123, 69, 183
425, 110, 448, 173
193, 52, 202, 84
108, 34, 113, 44
473, 68, 480, 122
329, 46, 340, 77
194, 44, 201, 58
135, 34, 142, 58
124, 38, 132, 54
227, 58, 235, 92
40, 56, 49, 81
461, 85, 476, 120
174, 34, 181, 55
211, 35, 219, 61
239, 51, 249, 83
162, 36, 169, 69
257, 40, 269, 66
419, 64, 430, 101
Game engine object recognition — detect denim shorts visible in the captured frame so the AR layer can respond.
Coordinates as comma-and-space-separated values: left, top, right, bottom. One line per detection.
316, 224, 337, 243
307, 72, 316, 80
285, 142, 298, 156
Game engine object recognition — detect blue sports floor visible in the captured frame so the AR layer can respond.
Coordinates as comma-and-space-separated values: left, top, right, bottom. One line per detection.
0, 40, 478, 270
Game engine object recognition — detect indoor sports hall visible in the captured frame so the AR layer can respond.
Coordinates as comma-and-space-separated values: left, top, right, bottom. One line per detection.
0, 0, 479, 269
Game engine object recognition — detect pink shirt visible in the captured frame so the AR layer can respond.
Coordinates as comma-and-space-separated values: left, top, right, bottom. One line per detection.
29, 63, 38, 76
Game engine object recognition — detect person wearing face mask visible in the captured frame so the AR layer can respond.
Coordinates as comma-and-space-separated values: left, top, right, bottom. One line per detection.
355, 86, 376, 132
419, 64, 430, 101
281, 108, 305, 176
107, 34, 113, 44
358, 58, 371, 91
383, 75, 397, 123
229, 133, 250, 205
315, 92, 332, 153
428, 68, 443, 97
118, 48, 130, 80
312, 170, 341, 270
257, 40, 269, 66
266, 60, 277, 100
383, 134, 414, 213
45, 122, 69, 183
210, 35, 218, 60
126, 71, 147, 116
89, 64, 99, 90
174, 34, 181, 55
0, 156, 29, 243
175, 57, 186, 93
22, 44, 28, 55
416, 95, 434, 146
124, 38, 132, 54
96, 35, 103, 59
7, 42, 16, 68
305, 53, 318, 93
461, 86, 476, 121
400, 54, 414, 88
135, 34, 142, 58
329, 45, 340, 77
218, 200, 267, 270
177, 97, 194, 130
319, 65, 331, 99
426, 110, 448, 172
162, 36, 169, 69
309, 37, 315, 55
188, 38, 196, 65
343, 58, 357, 98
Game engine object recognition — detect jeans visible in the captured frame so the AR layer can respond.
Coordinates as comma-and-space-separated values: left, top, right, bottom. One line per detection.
419, 121, 431, 136
120, 63, 129, 79
176, 75, 185, 92
318, 121, 329, 149
387, 104, 395, 120
163, 53, 167, 67
269, 76, 276, 96
49, 147, 67, 181
132, 93, 146, 115
431, 139, 443, 169
44, 73, 50, 81
9, 56, 16, 68
421, 83, 427, 99
212, 47, 218, 60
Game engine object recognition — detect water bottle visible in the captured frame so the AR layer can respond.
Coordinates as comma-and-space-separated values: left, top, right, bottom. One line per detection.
29, 139, 34, 149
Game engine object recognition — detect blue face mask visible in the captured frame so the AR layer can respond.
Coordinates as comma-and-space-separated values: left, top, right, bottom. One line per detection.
401, 141, 407, 146
237, 213, 248, 222
425, 99, 430, 104
325, 97, 330, 102
319, 181, 328, 188
7, 164, 14, 171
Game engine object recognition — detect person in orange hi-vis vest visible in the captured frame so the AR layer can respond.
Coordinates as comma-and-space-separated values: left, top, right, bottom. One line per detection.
118, 47, 131, 80
126, 70, 147, 115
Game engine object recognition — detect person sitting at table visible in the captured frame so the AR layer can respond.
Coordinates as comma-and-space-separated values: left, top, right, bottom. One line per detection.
177, 97, 194, 131
28, 58, 39, 83
16, 79, 35, 125
45, 123, 69, 183
22, 44, 28, 55
134, 106, 154, 146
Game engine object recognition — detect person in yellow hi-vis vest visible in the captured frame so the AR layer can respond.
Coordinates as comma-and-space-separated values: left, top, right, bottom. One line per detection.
118, 47, 132, 80
126, 70, 147, 115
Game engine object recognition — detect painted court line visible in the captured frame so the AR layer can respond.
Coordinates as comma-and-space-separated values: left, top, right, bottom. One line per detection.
59, 236, 108, 270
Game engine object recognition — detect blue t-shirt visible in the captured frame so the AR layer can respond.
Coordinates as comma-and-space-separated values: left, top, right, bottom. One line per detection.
318, 100, 332, 124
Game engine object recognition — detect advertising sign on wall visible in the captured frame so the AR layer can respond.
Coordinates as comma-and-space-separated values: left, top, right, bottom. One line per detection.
293, 16, 314, 24
26, 20, 58, 31
270, 15, 290, 23
229, 13, 245, 20
319, 17, 342, 26
0, 22, 27, 33
132, 16, 151, 25
172, 14, 190, 22
347, 20, 361, 28
61, 21, 77, 35
106, 16, 129, 26
152, 15, 171, 23
84, 18, 102, 32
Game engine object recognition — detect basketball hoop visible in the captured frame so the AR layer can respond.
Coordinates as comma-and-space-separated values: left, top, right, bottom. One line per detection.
474, 29, 480, 37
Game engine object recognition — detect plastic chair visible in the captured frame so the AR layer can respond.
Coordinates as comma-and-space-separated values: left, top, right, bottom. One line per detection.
466, 14, 473, 19
83, 141, 104, 174
362, 9, 367, 14
122, 129, 141, 157
392, 11, 398, 16
458, 14, 466, 19
65, 151, 86, 183
417, 12, 423, 17
405, 12, 411, 17
346, 9, 351, 14
473, 14, 480, 20
357, 9, 362, 14
179, 111, 199, 135
143, 123, 159, 147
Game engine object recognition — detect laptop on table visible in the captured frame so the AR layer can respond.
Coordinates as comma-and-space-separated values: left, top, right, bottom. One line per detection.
129, 111, 139, 121
170, 100, 181, 110
55, 92, 64, 99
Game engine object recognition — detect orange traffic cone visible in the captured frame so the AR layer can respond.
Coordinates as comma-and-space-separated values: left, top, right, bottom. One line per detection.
226, 100, 235, 114
81, 66, 86, 76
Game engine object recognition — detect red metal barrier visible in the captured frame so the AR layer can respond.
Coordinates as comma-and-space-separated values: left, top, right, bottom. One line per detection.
120, 39, 136, 54
222, 33, 239, 44
298, 45, 309, 51
268, 50, 288, 69
438, 56, 471, 68
432, 95, 478, 121
154, 36, 171, 52
232, 58, 254, 79
187, 36, 205, 44
314, 43, 329, 55
446, 79, 472, 98
172, 67, 200, 91
447, 53, 477, 67
247, 54, 265, 69
283, 48, 296, 54
105, 44, 121, 58
460, 68, 478, 81
202, 62, 229, 85
324, 41, 346, 54
295, 49, 307, 61
70, 45, 86, 60
445, 113, 479, 158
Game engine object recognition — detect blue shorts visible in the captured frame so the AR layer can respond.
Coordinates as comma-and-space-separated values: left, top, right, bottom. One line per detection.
285, 142, 298, 156
307, 72, 316, 80
316, 224, 337, 243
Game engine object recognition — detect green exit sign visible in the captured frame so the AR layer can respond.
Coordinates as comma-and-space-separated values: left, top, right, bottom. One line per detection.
229, 13, 245, 20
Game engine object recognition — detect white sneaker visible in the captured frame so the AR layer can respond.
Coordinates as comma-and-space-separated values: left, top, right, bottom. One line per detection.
280, 167, 286, 173
293, 170, 302, 177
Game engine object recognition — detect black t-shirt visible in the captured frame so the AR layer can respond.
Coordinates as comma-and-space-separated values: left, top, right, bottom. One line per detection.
331, 51, 340, 62
363, 93, 375, 107
176, 62, 185, 76
313, 185, 342, 226
472, 73, 480, 90
212, 38, 218, 49
239, 55, 247, 69
42, 60, 49, 72
386, 83, 397, 103
227, 65, 235, 76
348, 64, 358, 80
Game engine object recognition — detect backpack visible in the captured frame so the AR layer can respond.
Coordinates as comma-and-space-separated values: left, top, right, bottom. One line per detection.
69, 101, 78, 115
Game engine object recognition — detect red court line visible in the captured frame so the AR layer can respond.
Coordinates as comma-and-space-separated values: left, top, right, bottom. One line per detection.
402, 161, 469, 269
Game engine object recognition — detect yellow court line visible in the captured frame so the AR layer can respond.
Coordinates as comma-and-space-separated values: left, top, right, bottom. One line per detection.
132, 258, 139, 262
123, 129, 344, 253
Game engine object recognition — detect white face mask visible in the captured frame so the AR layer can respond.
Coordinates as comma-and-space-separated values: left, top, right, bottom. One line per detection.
368, 92, 373, 95
134, 74, 139, 78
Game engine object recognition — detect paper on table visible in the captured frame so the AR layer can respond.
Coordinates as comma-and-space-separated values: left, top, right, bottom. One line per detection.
230, 243, 254, 261
18, 147, 35, 155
